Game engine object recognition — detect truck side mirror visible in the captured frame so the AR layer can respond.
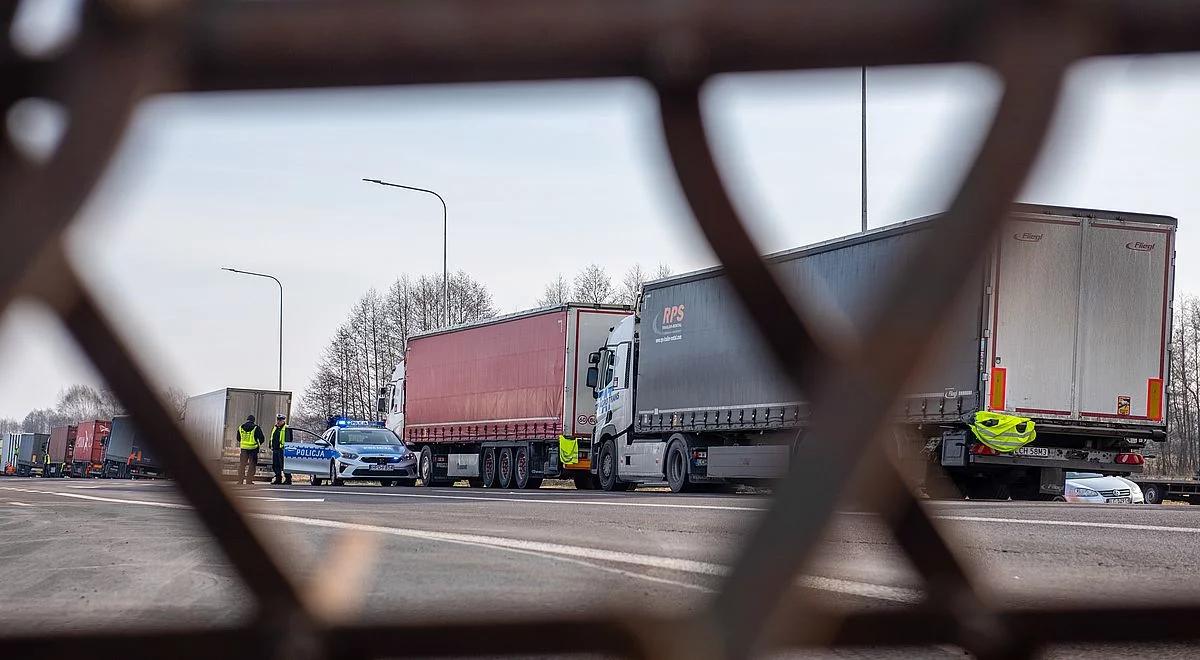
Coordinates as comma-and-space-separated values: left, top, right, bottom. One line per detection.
377, 386, 389, 413
588, 351, 601, 364
585, 366, 599, 389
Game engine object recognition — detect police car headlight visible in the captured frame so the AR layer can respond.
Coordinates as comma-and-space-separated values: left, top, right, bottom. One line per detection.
340, 452, 359, 460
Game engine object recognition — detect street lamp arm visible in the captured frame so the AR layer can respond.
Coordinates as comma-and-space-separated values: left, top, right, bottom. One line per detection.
361, 178, 447, 214
362, 177, 449, 327
221, 267, 281, 291
221, 267, 284, 391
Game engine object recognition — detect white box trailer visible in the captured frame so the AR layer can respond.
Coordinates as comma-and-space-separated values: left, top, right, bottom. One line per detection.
182, 388, 292, 479
985, 211, 1171, 431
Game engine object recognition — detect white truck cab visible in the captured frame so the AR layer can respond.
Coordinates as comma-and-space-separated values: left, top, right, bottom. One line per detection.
380, 361, 405, 438
587, 314, 669, 489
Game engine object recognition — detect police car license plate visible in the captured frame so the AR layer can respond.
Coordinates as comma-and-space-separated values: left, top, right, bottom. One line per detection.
368, 463, 391, 471
1106, 497, 1131, 504
1014, 446, 1049, 457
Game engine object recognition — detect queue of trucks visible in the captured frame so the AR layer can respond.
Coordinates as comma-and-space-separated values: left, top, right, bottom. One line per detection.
379, 204, 1178, 499
0, 204, 1184, 500
1, 416, 164, 479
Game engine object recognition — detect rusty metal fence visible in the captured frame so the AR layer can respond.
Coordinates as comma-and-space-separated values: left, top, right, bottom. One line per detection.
4, 1, 1200, 659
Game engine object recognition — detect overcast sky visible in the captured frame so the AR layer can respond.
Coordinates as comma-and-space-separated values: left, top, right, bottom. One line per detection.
2, 54, 1198, 419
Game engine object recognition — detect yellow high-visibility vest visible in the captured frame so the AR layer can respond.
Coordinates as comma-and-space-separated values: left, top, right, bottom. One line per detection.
238, 425, 261, 450
969, 411, 1036, 453
558, 435, 579, 465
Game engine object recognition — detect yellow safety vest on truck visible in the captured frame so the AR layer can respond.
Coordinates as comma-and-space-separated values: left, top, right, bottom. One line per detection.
968, 411, 1036, 453
558, 435, 579, 465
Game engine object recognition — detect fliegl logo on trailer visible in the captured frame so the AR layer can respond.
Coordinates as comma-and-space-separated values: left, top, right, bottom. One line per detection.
1012, 232, 1044, 243
652, 304, 686, 344
1126, 241, 1155, 252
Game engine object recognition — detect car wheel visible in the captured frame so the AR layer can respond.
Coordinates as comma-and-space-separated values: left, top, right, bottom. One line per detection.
329, 461, 343, 487
1051, 495, 1067, 502
598, 440, 619, 492
497, 447, 514, 489
419, 446, 434, 487
481, 448, 497, 488
1142, 484, 1163, 505
514, 446, 531, 489
666, 440, 692, 493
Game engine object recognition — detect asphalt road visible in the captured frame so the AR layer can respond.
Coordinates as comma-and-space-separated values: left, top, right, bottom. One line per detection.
2, 476, 1200, 658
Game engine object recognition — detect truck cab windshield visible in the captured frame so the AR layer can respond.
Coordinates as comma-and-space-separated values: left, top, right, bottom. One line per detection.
338, 429, 404, 446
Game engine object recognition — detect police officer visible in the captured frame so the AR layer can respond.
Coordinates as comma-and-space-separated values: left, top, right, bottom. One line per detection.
270, 413, 293, 485
237, 414, 265, 485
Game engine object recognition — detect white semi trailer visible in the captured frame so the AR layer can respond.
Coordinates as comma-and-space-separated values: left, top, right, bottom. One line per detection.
586, 204, 1175, 498
182, 387, 292, 480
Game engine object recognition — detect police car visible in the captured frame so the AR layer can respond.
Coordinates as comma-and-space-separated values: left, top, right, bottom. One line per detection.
284, 419, 418, 486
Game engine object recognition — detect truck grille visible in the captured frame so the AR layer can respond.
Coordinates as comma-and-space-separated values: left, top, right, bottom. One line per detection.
1098, 488, 1131, 498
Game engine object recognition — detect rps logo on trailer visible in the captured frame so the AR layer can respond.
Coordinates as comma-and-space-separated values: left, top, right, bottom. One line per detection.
652, 304, 686, 344
1126, 241, 1155, 252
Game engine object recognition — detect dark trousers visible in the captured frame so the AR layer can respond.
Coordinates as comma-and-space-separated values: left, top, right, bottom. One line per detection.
239, 448, 258, 484
271, 448, 290, 483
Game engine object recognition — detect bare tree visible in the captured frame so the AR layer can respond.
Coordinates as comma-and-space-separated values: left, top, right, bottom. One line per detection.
536, 274, 570, 307
619, 264, 647, 307
300, 270, 497, 425
573, 264, 614, 305
654, 263, 673, 279
162, 386, 188, 421
0, 418, 19, 436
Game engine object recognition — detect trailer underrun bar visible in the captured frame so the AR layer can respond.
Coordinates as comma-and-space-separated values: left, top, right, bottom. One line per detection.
4, 1, 1200, 659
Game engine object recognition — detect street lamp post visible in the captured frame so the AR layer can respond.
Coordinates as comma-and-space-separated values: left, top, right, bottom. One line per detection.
221, 267, 283, 391
362, 178, 448, 327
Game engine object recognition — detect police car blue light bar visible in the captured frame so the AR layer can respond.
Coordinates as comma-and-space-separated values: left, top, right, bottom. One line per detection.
332, 417, 386, 428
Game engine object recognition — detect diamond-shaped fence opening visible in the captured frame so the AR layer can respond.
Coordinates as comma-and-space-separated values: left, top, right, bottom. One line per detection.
5, 2, 1200, 659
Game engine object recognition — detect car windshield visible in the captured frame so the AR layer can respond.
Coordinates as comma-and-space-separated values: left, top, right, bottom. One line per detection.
337, 429, 403, 446
1066, 472, 1105, 480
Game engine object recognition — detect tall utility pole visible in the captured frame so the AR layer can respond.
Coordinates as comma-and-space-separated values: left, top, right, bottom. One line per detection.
221, 267, 283, 390
362, 178, 449, 327
861, 66, 868, 233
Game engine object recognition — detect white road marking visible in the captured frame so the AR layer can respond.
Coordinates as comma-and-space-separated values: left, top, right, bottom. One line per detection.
9, 501, 30, 506
263, 487, 768, 512
0, 486, 189, 509
0, 485, 917, 603
241, 496, 325, 503
934, 514, 1200, 534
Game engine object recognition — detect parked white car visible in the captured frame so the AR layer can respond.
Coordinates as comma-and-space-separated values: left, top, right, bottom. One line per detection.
1064, 472, 1144, 504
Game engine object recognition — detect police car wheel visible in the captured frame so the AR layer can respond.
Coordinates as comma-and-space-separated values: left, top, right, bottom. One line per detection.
329, 461, 344, 487
497, 447, 514, 489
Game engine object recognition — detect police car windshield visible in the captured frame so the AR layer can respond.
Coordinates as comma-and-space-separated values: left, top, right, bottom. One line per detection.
337, 429, 403, 446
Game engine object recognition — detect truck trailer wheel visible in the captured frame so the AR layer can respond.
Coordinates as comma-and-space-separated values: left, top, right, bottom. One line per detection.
598, 440, 619, 492
514, 446, 531, 489
481, 448, 497, 488
419, 447, 435, 487
1142, 483, 1164, 505
497, 447, 515, 489
666, 440, 693, 493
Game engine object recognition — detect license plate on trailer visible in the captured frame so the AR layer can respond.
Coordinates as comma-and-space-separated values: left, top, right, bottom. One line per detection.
1106, 497, 1131, 504
368, 463, 392, 471
1014, 446, 1050, 457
